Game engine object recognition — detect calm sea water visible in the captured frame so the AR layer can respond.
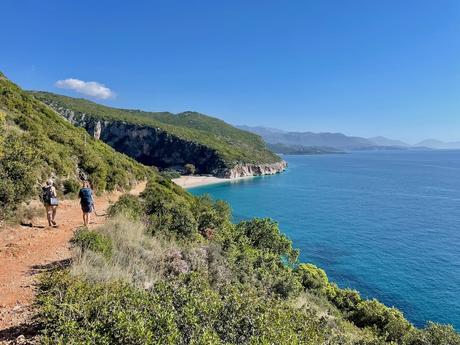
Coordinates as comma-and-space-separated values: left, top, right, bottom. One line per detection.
190, 150, 460, 329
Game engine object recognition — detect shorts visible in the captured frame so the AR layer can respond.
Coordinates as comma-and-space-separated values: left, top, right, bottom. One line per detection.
81, 203, 93, 213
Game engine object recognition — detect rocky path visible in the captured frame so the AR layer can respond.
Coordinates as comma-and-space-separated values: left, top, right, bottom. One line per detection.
0, 182, 146, 342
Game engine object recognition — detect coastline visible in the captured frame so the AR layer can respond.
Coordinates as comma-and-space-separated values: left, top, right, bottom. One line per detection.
172, 175, 253, 189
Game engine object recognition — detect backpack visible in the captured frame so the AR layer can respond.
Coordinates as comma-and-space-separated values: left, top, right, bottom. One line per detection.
42, 186, 52, 204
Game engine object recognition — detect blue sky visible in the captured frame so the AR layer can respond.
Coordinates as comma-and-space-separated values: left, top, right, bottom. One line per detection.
2, 0, 459, 143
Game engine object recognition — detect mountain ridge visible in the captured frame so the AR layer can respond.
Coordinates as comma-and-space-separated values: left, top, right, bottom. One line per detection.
415, 138, 460, 149
238, 125, 459, 151
30, 92, 285, 177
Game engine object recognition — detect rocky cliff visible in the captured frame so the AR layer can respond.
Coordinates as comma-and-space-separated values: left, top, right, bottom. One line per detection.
224, 161, 287, 178
43, 102, 286, 178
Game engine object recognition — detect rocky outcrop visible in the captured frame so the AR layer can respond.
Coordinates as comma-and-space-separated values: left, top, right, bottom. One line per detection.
44, 101, 286, 178
221, 161, 287, 178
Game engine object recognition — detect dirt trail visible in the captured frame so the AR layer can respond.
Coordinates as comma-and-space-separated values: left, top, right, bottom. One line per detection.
0, 182, 146, 333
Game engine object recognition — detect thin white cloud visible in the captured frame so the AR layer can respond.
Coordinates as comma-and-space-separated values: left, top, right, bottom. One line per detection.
55, 78, 116, 99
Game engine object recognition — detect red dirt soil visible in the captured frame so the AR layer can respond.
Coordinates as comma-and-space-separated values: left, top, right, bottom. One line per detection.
0, 182, 146, 335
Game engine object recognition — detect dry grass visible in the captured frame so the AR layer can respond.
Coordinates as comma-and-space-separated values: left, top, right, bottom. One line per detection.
71, 215, 179, 288
8, 201, 45, 226
70, 215, 232, 290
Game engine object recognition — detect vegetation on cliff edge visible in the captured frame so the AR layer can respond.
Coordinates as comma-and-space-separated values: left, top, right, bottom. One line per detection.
0, 72, 150, 220
36, 179, 460, 344
30, 91, 281, 167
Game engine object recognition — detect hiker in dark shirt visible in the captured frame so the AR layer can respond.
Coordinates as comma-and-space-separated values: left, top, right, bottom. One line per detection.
78, 181, 94, 226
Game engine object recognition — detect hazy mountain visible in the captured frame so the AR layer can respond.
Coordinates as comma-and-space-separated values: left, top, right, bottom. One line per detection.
237, 126, 405, 151
237, 125, 285, 135
237, 125, 373, 150
415, 139, 460, 149
267, 143, 344, 155
368, 136, 410, 147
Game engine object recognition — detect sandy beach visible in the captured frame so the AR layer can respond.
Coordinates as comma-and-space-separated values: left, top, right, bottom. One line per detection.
172, 175, 253, 188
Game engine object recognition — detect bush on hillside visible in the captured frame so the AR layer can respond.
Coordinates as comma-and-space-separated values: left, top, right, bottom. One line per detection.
350, 299, 413, 342
235, 218, 299, 263
0, 132, 41, 219
63, 178, 81, 195
37, 271, 327, 344
71, 228, 113, 259
145, 192, 198, 238
0, 110, 5, 158
191, 195, 231, 233
159, 168, 181, 180
409, 322, 460, 345
327, 284, 363, 314
296, 263, 329, 292
108, 194, 145, 220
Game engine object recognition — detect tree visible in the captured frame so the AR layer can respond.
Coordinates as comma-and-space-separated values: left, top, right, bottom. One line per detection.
184, 163, 196, 175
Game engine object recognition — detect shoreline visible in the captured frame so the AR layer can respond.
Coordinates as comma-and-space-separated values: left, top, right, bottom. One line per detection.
172, 175, 254, 189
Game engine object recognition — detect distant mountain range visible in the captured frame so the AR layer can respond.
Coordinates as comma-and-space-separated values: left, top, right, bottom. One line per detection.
414, 139, 460, 149
237, 125, 460, 152
266, 143, 344, 155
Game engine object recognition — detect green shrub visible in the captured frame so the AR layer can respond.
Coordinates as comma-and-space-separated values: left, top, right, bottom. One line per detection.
0, 110, 5, 158
142, 184, 198, 238
235, 218, 299, 263
0, 132, 41, 219
296, 263, 329, 292
192, 195, 232, 233
409, 322, 460, 345
350, 299, 413, 342
36, 271, 327, 344
37, 271, 180, 345
63, 179, 81, 195
108, 194, 145, 220
149, 201, 198, 238
159, 168, 181, 180
327, 284, 363, 314
71, 228, 113, 259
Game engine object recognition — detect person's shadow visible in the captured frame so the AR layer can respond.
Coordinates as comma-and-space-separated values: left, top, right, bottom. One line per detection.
20, 222, 46, 229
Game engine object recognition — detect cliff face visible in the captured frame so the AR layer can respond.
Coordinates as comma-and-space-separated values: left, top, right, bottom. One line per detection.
223, 161, 287, 178
45, 102, 286, 178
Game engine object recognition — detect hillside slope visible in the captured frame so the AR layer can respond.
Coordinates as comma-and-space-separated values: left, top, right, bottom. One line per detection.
0, 72, 149, 219
30, 92, 285, 177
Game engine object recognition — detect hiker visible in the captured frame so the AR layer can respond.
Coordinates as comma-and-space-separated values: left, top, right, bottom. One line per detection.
78, 181, 94, 226
42, 179, 58, 227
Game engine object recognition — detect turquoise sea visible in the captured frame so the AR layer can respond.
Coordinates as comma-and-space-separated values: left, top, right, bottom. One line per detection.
190, 150, 460, 329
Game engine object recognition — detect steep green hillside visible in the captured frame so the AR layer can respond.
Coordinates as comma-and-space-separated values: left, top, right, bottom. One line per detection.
36, 181, 460, 344
30, 91, 281, 169
0, 73, 150, 219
